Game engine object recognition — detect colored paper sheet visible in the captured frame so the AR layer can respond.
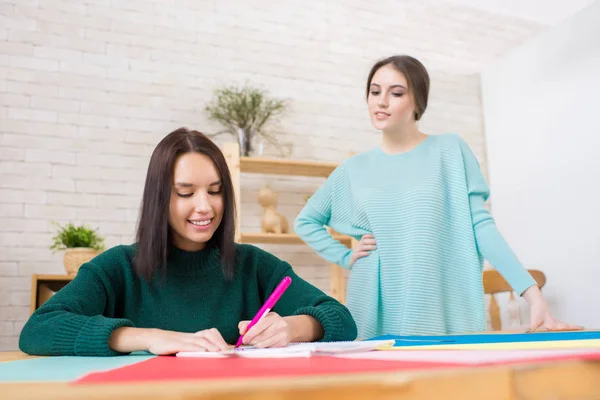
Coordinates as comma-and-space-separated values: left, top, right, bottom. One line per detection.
332, 348, 600, 365
369, 330, 600, 348
0, 354, 154, 382
385, 339, 600, 350
75, 356, 462, 384
75, 346, 600, 385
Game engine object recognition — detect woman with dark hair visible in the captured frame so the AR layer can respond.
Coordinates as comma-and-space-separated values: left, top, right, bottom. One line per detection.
295, 55, 580, 338
19, 128, 357, 356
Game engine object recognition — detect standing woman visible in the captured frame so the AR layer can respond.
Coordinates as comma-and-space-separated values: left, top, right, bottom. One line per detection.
295, 55, 580, 338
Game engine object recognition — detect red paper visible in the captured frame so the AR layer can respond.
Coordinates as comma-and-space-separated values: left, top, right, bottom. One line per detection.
75, 356, 460, 384
74, 352, 600, 385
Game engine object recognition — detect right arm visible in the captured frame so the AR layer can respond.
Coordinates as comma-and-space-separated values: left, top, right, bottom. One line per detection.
18, 264, 134, 356
295, 204, 353, 269
19, 253, 229, 356
294, 165, 353, 269
109, 326, 230, 354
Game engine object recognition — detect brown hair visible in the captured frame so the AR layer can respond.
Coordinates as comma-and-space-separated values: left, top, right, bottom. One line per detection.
134, 127, 237, 280
366, 55, 430, 121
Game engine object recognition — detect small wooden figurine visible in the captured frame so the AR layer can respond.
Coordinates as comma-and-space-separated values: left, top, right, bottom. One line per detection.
258, 185, 289, 234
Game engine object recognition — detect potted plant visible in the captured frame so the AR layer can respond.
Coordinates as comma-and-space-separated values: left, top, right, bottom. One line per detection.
205, 84, 291, 157
50, 221, 106, 275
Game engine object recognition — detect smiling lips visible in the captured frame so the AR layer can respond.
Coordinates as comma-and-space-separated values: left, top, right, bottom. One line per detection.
188, 218, 212, 230
375, 111, 390, 120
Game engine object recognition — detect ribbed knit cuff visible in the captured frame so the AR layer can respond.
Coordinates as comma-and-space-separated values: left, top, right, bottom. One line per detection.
293, 305, 345, 342
340, 249, 353, 270
515, 280, 538, 297
51, 315, 134, 356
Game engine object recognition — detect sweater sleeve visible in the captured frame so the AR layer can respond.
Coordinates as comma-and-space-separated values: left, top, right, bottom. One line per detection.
19, 253, 134, 356
459, 138, 537, 295
254, 249, 357, 342
294, 165, 353, 269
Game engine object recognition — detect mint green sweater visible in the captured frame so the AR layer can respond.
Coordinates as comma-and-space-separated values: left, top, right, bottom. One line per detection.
19, 244, 357, 356
295, 133, 536, 338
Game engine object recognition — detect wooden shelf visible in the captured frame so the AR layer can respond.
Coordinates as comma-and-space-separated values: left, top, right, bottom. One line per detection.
223, 142, 350, 304
30, 274, 74, 314
240, 232, 352, 246
240, 157, 338, 178
34, 274, 74, 282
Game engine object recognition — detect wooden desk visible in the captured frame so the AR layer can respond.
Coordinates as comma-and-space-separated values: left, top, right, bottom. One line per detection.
1, 351, 599, 400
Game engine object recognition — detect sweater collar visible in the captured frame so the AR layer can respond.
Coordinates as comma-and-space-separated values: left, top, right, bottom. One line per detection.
166, 245, 222, 277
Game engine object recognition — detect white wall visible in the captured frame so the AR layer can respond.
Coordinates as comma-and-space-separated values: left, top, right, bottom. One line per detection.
481, 0, 600, 328
443, 0, 595, 25
0, 0, 544, 350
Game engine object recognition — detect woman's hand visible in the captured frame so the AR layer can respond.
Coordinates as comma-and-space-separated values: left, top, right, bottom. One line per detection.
110, 327, 230, 355
349, 234, 376, 267
238, 312, 292, 348
527, 302, 583, 332
522, 286, 583, 332
238, 313, 323, 348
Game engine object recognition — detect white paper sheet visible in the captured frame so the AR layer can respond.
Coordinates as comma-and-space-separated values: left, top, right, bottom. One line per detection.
176, 339, 395, 358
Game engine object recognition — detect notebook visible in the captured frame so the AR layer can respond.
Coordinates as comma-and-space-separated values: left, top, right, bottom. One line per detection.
176, 339, 395, 358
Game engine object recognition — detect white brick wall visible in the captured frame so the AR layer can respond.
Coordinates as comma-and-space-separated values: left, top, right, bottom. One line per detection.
0, 0, 542, 350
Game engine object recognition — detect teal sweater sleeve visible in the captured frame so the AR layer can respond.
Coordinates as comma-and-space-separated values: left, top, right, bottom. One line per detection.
294, 165, 353, 269
19, 253, 134, 356
253, 247, 357, 342
459, 139, 537, 295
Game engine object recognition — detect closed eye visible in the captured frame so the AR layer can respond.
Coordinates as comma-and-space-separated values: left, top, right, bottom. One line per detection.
177, 193, 193, 198
208, 184, 222, 195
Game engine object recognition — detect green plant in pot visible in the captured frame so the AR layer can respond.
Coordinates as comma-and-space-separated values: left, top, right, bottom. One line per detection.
50, 221, 106, 275
205, 84, 291, 157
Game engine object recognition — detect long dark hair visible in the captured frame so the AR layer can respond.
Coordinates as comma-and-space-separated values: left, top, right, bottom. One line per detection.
366, 55, 430, 121
134, 127, 237, 280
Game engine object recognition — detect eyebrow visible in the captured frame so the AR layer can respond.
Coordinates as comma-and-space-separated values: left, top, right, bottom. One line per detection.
174, 180, 222, 188
370, 83, 407, 90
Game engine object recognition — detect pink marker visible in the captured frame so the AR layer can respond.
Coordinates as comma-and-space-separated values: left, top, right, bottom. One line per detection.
235, 276, 292, 348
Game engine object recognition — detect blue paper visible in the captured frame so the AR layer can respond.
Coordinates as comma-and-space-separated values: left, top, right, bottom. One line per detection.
368, 330, 600, 347
0, 353, 155, 382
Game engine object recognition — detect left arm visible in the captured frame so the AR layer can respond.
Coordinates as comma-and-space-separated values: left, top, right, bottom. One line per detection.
470, 194, 536, 296
239, 249, 358, 347
459, 137, 536, 295
272, 263, 357, 342
472, 208, 578, 331
460, 138, 581, 331
284, 315, 324, 343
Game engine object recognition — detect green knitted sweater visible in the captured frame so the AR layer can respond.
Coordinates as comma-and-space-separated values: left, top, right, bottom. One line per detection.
19, 243, 357, 356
